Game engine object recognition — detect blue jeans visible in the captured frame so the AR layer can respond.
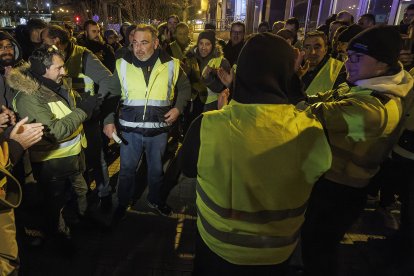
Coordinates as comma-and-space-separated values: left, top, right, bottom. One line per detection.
118, 131, 168, 207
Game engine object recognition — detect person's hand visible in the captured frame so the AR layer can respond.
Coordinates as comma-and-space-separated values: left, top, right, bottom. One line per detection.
164, 107, 180, 125
217, 68, 234, 88
294, 48, 309, 78
76, 94, 104, 119
0, 112, 9, 128
217, 88, 230, 110
9, 117, 44, 150
103, 123, 117, 139
1, 105, 16, 126
399, 50, 414, 67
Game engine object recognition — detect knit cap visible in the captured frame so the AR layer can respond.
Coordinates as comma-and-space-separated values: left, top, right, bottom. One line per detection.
347, 25, 402, 66
337, 24, 364, 43
197, 30, 216, 46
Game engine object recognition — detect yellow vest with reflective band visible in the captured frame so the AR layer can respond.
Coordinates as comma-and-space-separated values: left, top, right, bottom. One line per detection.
116, 57, 180, 129
169, 41, 186, 61
305, 57, 343, 96
29, 100, 86, 163
202, 56, 223, 104
65, 45, 95, 95
197, 101, 332, 265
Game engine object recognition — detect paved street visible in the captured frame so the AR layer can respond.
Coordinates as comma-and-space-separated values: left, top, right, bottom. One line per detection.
16, 150, 412, 276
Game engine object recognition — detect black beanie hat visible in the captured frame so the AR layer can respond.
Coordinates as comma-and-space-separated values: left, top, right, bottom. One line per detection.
338, 24, 364, 43
348, 25, 402, 66
197, 30, 216, 46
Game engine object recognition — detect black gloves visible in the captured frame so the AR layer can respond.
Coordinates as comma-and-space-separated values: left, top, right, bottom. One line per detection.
76, 94, 103, 120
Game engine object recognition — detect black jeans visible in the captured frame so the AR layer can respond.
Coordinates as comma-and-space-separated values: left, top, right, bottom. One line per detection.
193, 232, 289, 276
301, 177, 367, 276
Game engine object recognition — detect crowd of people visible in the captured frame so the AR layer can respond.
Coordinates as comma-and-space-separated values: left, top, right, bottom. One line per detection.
0, 6, 414, 275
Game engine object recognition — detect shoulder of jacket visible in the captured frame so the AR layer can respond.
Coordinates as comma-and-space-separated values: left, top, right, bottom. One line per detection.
6, 63, 39, 95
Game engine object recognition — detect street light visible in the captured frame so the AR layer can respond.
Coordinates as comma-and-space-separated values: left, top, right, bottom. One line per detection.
46, 3, 50, 13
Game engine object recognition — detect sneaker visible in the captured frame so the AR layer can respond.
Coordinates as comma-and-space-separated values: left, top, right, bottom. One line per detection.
146, 200, 173, 217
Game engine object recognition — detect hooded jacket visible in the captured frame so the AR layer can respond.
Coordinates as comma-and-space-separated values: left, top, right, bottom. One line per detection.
307, 64, 414, 188
7, 64, 87, 177
0, 31, 24, 108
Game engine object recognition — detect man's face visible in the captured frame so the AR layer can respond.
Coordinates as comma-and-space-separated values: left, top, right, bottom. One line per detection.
198, 38, 213, 58
175, 27, 189, 46
107, 34, 117, 45
132, 30, 159, 61
358, 17, 373, 29
167, 17, 178, 33
404, 9, 414, 24
30, 28, 45, 44
303, 36, 327, 69
86, 24, 101, 42
41, 29, 58, 46
0, 39, 15, 67
345, 50, 387, 83
44, 54, 66, 84
230, 25, 245, 46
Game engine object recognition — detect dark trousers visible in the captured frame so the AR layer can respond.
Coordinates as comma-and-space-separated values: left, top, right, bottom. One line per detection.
83, 120, 110, 198
301, 177, 367, 276
193, 232, 289, 276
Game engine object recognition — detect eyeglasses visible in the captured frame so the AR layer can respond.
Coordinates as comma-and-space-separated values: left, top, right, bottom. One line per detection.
346, 53, 364, 63
231, 31, 244, 35
0, 45, 13, 51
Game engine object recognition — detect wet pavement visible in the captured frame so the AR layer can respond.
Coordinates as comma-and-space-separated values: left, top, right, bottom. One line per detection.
16, 153, 413, 276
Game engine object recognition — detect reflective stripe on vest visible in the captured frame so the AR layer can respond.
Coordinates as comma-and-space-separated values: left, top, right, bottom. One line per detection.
118, 119, 169, 128
204, 56, 223, 104
196, 101, 332, 265
196, 182, 308, 224
65, 45, 95, 95
116, 56, 180, 128
198, 210, 300, 249
29, 101, 85, 162
305, 58, 343, 96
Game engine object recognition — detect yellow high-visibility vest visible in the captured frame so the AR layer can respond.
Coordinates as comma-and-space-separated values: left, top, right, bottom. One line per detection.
116, 57, 180, 129
197, 101, 331, 265
202, 56, 223, 104
65, 45, 95, 95
29, 99, 86, 162
305, 57, 343, 96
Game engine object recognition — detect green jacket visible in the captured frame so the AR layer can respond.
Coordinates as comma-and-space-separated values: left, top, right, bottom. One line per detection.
8, 63, 87, 176
307, 68, 414, 188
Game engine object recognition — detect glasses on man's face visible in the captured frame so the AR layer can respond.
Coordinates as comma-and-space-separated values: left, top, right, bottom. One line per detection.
346, 52, 364, 63
0, 45, 13, 51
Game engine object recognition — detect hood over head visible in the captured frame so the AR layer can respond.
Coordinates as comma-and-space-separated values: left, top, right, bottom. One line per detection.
233, 32, 305, 104
0, 31, 23, 72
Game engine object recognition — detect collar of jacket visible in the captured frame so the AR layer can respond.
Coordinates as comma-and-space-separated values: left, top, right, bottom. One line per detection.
122, 48, 172, 66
